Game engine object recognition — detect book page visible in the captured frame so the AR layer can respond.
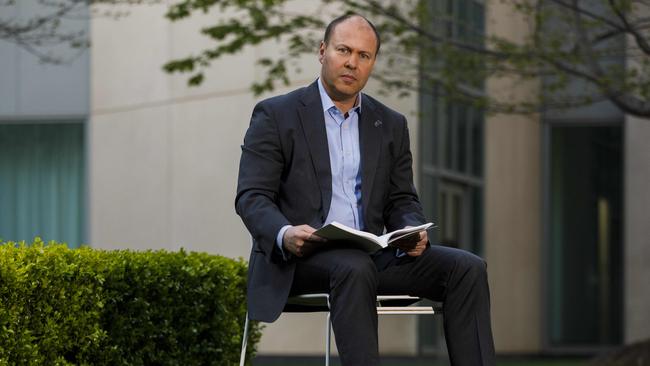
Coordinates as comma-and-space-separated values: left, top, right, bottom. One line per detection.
383, 223, 434, 243
314, 222, 434, 253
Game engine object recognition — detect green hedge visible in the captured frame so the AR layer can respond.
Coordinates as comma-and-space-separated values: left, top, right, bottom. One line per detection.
0, 239, 261, 366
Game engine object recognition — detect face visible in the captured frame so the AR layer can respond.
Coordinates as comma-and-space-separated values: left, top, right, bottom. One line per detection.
319, 16, 378, 104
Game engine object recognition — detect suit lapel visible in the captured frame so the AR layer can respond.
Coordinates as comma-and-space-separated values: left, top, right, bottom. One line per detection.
359, 95, 382, 229
298, 82, 332, 222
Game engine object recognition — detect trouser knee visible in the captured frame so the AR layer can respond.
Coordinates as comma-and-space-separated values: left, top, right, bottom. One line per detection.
330, 251, 378, 290
457, 251, 488, 282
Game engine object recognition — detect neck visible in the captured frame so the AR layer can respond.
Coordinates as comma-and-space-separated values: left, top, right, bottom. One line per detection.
319, 78, 359, 114
332, 97, 357, 115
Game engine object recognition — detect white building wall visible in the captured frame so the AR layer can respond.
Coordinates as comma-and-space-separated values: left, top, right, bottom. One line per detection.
624, 116, 650, 344
0, 1, 89, 119
89, 1, 420, 355
623, 22, 650, 344
484, 0, 542, 353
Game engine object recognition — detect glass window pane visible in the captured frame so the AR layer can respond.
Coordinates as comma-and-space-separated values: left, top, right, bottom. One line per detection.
472, 1, 485, 40
446, 0, 454, 38
548, 125, 622, 346
471, 187, 483, 255
457, 104, 467, 173
445, 103, 455, 170
0, 123, 85, 247
451, 193, 462, 245
418, 0, 486, 354
457, 0, 470, 41
421, 90, 437, 166
420, 174, 438, 231
472, 108, 484, 177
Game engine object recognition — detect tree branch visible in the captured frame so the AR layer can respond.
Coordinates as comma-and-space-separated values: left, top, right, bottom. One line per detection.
546, 0, 625, 31
608, 0, 650, 55
355, 0, 513, 59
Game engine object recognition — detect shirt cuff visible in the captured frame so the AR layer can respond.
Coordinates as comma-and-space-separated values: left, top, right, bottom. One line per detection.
276, 225, 292, 260
395, 248, 407, 258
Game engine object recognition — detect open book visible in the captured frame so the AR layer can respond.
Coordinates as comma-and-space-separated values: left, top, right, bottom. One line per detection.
314, 222, 434, 254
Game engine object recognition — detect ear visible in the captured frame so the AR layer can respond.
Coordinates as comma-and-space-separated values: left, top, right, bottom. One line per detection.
318, 41, 325, 64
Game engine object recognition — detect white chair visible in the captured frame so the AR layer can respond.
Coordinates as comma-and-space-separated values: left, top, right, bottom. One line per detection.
238, 293, 441, 366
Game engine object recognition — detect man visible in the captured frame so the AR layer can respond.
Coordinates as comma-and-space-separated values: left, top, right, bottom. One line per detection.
235, 14, 496, 366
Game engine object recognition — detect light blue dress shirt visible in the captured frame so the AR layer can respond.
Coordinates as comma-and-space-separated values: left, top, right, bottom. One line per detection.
276, 78, 364, 250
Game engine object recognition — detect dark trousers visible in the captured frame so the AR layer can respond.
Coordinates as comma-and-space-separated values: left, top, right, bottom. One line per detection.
290, 245, 496, 366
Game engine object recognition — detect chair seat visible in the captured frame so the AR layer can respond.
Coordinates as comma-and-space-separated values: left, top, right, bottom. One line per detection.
283, 293, 331, 312
282, 293, 441, 313
239, 293, 442, 366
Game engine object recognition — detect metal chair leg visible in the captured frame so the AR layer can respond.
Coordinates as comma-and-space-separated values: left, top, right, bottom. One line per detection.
325, 311, 331, 366
239, 312, 249, 366
325, 294, 331, 366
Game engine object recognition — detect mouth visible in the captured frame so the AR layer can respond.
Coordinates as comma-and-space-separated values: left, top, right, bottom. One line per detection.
340, 74, 357, 82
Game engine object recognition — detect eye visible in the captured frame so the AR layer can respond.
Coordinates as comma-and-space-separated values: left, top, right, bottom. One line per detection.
360, 53, 371, 60
337, 47, 350, 54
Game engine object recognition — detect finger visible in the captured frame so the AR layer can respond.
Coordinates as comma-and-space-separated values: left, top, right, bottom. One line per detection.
284, 243, 300, 257
299, 225, 318, 234
396, 243, 416, 251
307, 233, 327, 242
406, 249, 420, 257
290, 243, 302, 257
407, 247, 424, 257
295, 230, 317, 240
304, 240, 325, 249
302, 240, 325, 257
296, 225, 321, 237
301, 244, 317, 257
296, 240, 314, 256
396, 238, 418, 250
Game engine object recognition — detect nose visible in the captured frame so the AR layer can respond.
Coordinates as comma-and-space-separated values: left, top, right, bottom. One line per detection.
345, 54, 358, 69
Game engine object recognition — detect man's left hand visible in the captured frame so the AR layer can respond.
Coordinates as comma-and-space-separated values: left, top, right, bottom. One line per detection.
403, 226, 427, 257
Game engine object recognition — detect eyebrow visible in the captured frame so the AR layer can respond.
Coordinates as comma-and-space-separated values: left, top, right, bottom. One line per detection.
333, 43, 374, 57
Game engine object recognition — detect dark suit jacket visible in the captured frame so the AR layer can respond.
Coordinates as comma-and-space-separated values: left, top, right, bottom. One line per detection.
235, 81, 426, 322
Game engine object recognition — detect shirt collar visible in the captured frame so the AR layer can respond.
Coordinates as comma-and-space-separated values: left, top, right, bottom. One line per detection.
317, 77, 362, 115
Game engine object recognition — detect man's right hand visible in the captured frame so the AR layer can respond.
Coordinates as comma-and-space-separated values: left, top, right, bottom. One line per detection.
283, 225, 327, 258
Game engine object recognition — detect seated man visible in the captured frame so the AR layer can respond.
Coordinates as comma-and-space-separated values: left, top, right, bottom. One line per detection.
235, 13, 496, 366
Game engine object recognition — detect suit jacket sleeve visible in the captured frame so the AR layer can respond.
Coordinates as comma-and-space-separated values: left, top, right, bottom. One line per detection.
235, 101, 290, 259
382, 116, 427, 232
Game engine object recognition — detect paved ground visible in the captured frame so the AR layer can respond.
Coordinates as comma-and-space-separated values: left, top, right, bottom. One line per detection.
252, 355, 589, 366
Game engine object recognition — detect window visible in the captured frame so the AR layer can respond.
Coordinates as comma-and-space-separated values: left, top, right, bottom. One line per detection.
418, 0, 485, 355
0, 123, 85, 248
546, 125, 622, 347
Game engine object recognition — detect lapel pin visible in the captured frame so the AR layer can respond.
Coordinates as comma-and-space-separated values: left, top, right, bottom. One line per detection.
374, 120, 382, 127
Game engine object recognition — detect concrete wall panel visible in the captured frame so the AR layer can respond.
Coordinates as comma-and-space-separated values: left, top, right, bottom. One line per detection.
89, 106, 171, 249
624, 116, 650, 343
169, 93, 254, 258
258, 313, 417, 355
484, 0, 542, 353
91, 3, 171, 111
0, 2, 88, 118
